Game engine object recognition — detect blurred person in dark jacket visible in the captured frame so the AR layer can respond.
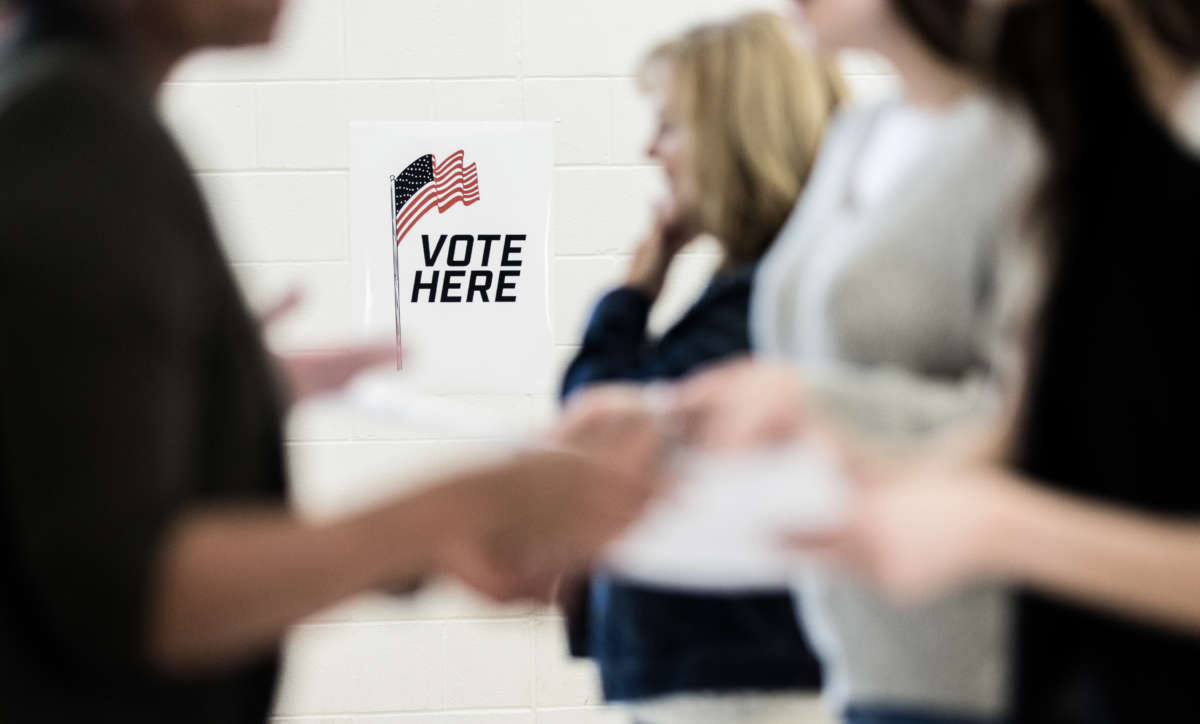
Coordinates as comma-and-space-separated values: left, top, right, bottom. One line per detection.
0, 1, 661, 722
560, 12, 845, 724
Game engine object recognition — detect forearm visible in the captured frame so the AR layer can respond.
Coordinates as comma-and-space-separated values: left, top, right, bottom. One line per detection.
150, 494, 444, 674
988, 475, 1200, 631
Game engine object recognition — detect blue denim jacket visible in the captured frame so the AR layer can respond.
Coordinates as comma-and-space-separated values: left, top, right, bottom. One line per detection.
561, 266, 822, 702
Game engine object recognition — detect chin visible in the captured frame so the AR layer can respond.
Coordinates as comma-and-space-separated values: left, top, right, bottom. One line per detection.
212, 19, 279, 48
211, 2, 283, 48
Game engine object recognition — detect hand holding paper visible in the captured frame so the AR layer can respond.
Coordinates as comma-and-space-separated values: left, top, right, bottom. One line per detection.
259, 288, 397, 406
337, 375, 852, 594
672, 358, 809, 449
422, 448, 662, 603
600, 443, 852, 591
554, 381, 855, 591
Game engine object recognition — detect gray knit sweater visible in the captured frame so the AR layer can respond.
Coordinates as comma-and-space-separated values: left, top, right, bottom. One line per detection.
752, 94, 1045, 716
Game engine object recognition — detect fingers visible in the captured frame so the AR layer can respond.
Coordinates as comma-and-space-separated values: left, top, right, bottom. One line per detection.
440, 540, 560, 604
777, 519, 880, 586
553, 387, 671, 477
671, 360, 811, 450
804, 422, 885, 493
323, 343, 397, 380
668, 359, 752, 444
258, 287, 305, 328
653, 197, 675, 225
673, 359, 742, 409
438, 542, 523, 602
778, 529, 851, 561
278, 342, 397, 402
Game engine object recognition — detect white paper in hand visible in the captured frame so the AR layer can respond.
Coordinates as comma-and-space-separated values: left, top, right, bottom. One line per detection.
600, 444, 851, 592
339, 373, 519, 440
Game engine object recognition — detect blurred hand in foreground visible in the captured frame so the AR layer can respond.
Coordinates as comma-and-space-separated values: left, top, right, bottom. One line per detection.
258, 288, 395, 405
553, 383, 670, 474
671, 358, 807, 449
420, 444, 662, 603
780, 440, 1013, 603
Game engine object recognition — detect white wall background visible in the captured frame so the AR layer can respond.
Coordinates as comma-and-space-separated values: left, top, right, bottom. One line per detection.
161, 1, 896, 721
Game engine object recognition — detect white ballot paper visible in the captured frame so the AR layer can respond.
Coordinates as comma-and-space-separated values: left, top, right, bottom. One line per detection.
599, 445, 853, 592
341, 373, 517, 440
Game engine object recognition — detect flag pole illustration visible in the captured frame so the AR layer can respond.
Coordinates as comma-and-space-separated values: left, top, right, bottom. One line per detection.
389, 175, 402, 370
389, 150, 481, 370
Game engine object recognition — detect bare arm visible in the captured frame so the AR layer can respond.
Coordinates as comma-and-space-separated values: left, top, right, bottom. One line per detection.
150, 433, 660, 675
985, 475, 1200, 632
800, 460, 1200, 634
149, 494, 442, 674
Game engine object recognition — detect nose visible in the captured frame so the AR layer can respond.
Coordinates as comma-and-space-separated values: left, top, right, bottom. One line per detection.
646, 133, 662, 163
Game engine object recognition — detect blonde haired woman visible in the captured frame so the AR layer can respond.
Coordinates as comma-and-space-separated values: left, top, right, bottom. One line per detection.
560, 12, 844, 724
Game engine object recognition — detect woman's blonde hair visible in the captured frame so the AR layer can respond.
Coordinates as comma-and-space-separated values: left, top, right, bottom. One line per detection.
640, 12, 846, 266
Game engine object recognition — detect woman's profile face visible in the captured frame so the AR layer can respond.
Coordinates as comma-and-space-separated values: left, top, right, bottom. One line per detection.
788, 0, 896, 52
646, 83, 698, 219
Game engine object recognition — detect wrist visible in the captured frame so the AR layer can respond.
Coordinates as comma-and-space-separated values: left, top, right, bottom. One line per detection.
623, 279, 661, 303
970, 468, 1032, 579
353, 483, 468, 589
626, 266, 667, 300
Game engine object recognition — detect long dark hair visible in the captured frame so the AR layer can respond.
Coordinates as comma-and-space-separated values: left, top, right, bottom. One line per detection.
981, 1, 1181, 253
889, 0, 1074, 245
889, 0, 975, 65
889, 0, 1172, 257
999, 6, 1200, 716
14, 0, 105, 39
1135, 0, 1200, 62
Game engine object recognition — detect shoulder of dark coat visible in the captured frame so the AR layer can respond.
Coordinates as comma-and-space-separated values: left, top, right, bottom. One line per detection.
0, 38, 144, 117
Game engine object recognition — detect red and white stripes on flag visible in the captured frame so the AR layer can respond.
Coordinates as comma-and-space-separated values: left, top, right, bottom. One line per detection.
394, 151, 480, 245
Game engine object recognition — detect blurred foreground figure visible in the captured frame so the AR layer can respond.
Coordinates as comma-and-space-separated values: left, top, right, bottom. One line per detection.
0, 1, 659, 722
675, 1, 1200, 722
560, 12, 843, 723
810, 2, 1200, 722
666, 0, 1048, 722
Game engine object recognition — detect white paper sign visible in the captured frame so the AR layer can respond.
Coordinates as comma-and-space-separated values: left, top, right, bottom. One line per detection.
351, 122, 554, 394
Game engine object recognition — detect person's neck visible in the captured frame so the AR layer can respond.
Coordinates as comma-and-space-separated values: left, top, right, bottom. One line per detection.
882, 33, 975, 111
114, 17, 191, 93
1121, 19, 1192, 123
1103, 0, 1193, 125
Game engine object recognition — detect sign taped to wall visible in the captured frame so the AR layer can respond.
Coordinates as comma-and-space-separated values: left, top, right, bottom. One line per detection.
351, 123, 554, 394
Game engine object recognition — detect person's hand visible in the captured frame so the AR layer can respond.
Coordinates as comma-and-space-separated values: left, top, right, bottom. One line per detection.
258, 288, 396, 405
671, 358, 807, 449
552, 383, 670, 474
626, 199, 702, 300
276, 347, 396, 404
425, 447, 662, 603
781, 449, 1015, 603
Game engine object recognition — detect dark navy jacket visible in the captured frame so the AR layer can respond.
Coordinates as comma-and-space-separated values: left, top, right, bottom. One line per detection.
561, 266, 822, 702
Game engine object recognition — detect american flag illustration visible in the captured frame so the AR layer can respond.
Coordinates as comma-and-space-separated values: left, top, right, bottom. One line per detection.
389, 150, 481, 369
392, 150, 480, 245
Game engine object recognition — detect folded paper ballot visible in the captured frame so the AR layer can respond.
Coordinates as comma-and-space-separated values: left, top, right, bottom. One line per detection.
600, 444, 852, 592
338, 375, 852, 592
341, 373, 518, 440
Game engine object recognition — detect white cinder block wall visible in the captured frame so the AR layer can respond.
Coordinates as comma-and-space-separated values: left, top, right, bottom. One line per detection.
161, 1, 896, 721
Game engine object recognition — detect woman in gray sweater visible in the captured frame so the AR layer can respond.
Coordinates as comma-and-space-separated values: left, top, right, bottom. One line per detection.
671, 1, 1046, 722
